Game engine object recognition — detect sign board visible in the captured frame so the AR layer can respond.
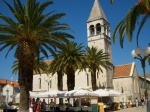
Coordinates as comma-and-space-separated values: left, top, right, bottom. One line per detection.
91, 105, 98, 112
90, 97, 98, 104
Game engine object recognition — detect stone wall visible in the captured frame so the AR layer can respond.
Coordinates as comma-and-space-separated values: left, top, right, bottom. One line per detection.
0, 95, 5, 104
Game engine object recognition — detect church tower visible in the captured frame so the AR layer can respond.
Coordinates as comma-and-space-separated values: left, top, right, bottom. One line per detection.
87, 0, 113, 88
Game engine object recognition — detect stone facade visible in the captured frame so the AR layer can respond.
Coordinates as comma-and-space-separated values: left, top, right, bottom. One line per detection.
113, 62, 140, 102
33, 0, 113, 93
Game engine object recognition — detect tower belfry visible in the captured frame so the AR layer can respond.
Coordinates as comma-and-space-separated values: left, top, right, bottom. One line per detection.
87, 0, 113, 88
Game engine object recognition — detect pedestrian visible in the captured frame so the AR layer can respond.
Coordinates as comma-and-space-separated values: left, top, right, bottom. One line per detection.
36, 100, 41, 112
35, 98, 40, 111
41, 99, 47, 112
29, 101, 34, 112
135, 98, 139, 108
141, 97, 144, 108
50, 99, 55, 112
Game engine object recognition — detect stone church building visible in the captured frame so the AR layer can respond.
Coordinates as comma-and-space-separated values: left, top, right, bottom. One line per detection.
32, 0, 143, 103
33, 0, 113, 92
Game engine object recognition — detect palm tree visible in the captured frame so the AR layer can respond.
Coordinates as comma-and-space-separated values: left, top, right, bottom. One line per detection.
49, 55, 64, 91
113, 0, 150, 48
0, 0, 73, 111
12, 57, 49, 74
12, 57, 49, 90
85, 46, 111, 91
49, 41, 87, 91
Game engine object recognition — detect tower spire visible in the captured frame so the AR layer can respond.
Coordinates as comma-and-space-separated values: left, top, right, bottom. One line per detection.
87, 0, 107, 22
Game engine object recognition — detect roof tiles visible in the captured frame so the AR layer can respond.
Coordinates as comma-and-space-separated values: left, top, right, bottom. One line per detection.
114, 63, 132, 78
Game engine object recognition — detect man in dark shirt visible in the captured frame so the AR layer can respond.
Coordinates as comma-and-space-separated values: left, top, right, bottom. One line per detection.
141, 97, 144, 108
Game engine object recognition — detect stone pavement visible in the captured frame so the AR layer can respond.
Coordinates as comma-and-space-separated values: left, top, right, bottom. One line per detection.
108, 106, 146, 112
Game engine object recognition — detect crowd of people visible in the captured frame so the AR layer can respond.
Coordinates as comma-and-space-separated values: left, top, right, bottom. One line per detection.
29, 98, 55, 112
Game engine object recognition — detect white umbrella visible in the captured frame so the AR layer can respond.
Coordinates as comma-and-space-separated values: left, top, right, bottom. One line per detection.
37, 90, 66, 98
63, 87, 98, 106
93, 89, 110, 97
63, 87, 98, 97
107, 89, 122, 97
11, 91, 39, 98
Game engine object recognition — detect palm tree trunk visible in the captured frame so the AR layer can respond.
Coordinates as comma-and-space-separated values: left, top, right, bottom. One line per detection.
18, 60, 34, 112
91, 72, 97, 91
57, 70, 63, 91
66, 67, 75, 91
17, 41, 35, 112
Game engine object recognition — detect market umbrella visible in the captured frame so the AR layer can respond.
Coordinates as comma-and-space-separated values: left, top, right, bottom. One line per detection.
63, 87, 98, 97
107, 89, 122, 97
62, 87, 98, 106
93, 89, 110, 97
36, 90, 66, 98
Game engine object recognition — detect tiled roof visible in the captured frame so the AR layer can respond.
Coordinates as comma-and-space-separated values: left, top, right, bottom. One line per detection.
113, 63, 132, 78
0, 79, 19, 87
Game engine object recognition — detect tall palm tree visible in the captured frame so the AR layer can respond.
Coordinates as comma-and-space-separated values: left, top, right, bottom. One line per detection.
113, 0, 150, 48
49, 41, 87, 91
12, 57, 49, 74
0, 0, 73, 111
85, 46, 111, 91
49, 55, 64, 91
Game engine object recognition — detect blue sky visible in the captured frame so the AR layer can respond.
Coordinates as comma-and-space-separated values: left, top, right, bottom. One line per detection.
0, 0, 150, 81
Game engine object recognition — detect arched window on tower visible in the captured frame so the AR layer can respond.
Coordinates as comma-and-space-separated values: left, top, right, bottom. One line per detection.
38, 78, 41, 89
107, 26, 109, 36
89, 25, 94, 36
104, 26, 106, 35
96, 23, 101, 35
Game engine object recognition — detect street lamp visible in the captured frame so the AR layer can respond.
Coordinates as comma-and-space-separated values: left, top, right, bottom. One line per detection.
6, 88, 9, 105
45, 77, 52, 104
131, 44, 150, 112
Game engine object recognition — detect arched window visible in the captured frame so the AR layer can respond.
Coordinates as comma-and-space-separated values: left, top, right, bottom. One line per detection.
38, 78, 41, 89
96, 23, 101, 35
86, 73, 89, 86
107, 26, 109, 36
89, 25, 94, 36
104, 26, 106, 35
50, 79, 52, 88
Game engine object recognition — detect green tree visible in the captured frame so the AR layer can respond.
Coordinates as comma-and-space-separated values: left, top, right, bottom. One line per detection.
85, 46, 111, 91
49, 55, 64, 91
113, 0, 150, 48
49, 41, 87, 91
0, 0, 73, 111
12, 57, 49, 75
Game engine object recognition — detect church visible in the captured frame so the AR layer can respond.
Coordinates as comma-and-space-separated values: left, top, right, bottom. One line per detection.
32, 0, 142, 103
33, 0, 113, 92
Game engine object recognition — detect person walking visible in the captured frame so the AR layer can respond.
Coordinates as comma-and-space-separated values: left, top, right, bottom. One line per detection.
141, 97, 144, 108
36, 100, 41, 112
50, 99, 55, 112
135, 98, 139, 108
41, 99, 47, 112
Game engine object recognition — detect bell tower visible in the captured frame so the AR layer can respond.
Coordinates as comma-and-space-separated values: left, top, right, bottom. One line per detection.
87, 0, 113, 88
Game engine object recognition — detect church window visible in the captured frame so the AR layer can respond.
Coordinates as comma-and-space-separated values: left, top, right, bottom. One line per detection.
89, 25, 94, 36
97, 72, 99, 78
38, 78, 41, 89
50, 79, 52, 88
86, 73, 89, 86
107, 26, 109, 36
96, 23, 101, 35
104, 26, 106, 34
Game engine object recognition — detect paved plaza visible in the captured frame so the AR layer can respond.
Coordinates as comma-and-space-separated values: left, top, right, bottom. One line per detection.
109, 106, 146, 112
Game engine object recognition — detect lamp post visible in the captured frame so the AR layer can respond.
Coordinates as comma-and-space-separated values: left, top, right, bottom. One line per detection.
46, 77, 52, 104
131, 44, 150, 112
6, 88, 9, 105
